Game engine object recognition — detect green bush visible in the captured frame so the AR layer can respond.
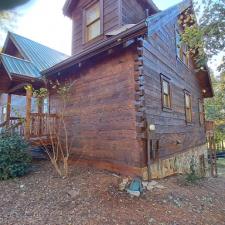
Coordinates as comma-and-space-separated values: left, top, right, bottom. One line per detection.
0, 133, 31, 180
185, 157, 201, 184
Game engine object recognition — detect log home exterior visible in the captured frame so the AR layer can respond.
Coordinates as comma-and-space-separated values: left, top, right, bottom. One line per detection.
0, 0, 213, 179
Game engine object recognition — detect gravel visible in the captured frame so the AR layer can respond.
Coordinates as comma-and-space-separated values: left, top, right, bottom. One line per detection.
0, 161, 225, 225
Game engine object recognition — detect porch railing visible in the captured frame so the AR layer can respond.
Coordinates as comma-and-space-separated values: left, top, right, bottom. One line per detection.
0, 114, 58, 141
29, 113, 58, 138
0, 117, 25, 136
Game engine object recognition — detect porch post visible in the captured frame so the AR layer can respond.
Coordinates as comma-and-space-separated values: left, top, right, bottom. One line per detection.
25, 85, 32, 139
6, 94, 11, 126
37, 97, 43, 136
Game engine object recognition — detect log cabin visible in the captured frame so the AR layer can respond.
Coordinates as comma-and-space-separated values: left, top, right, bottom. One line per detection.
0, 0, 214, 179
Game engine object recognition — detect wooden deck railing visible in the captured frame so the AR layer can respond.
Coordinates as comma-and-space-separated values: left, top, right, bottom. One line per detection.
0, 114, 58, 143
0, 117, 25, 136
29, 113, 58, 138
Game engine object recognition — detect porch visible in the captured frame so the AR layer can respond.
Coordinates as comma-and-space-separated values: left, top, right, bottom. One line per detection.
0, 82, 58, 146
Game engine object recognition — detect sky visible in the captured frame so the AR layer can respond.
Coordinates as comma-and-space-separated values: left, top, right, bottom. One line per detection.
0, 0, 222, 72
0, 0, 181, 55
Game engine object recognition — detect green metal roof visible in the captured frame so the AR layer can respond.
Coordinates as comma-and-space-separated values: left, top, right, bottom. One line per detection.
9, 32, 69, 71
0, 53, 41, 78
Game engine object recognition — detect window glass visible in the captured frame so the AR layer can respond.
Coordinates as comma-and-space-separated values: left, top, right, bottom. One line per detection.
184, 92, 192, 123
162, 79, 171, 109
176, 27, 189, 67
43, 98, 49, 113
86, 2, 100, 25
87, 20, 101, 41
85, 2, 101, 41
199, 100, 204, 125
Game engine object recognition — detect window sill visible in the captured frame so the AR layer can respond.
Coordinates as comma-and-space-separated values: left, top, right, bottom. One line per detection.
82, 34, 104, 46
185, 121, 193, 126
162, 107, 172, 112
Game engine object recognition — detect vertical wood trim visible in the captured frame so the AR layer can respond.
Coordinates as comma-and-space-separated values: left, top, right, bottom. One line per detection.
38, 97, 43, 136
100, 0, 104, 34
118, 0, 123, 26
25, 86, 32, 139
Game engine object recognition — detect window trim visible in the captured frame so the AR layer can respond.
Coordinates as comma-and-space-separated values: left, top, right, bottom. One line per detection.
184, 90, 192, 124
160, 74, 172, 111
82, 0, 103, 43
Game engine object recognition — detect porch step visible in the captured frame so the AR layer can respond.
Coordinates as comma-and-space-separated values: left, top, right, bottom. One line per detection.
29, 147, 48, 160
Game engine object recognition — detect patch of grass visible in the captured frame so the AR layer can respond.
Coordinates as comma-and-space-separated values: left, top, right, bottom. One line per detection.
217, 159, 225, 168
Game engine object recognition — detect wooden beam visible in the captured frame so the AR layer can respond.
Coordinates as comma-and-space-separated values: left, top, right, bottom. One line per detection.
8, 82, 30, 95
37, 97, 43, 136
25, 85, 32, 139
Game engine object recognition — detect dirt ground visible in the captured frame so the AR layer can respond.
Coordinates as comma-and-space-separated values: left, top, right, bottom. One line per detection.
0, 160, 225, 225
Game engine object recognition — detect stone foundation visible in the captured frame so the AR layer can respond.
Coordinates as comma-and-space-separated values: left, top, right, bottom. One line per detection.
142, 144, 209, 180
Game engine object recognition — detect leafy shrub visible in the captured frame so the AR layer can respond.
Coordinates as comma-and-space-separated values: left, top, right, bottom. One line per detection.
0, 133, 31, 180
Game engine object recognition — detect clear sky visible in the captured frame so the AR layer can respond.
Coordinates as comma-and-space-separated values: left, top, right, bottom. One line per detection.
1, 0, 181, 55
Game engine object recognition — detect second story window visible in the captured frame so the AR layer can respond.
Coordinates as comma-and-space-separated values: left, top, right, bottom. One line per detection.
176, 28, 189, 67
199, 99, 204, 126
184, 91, 192, 123
84, 1, 102, 42
161, 74, 172, 110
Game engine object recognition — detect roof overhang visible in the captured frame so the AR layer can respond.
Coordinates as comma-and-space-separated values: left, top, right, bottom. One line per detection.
42, 20, 147, 76
63, 0, 159, 18
43, 21, 147, 76
2, 32, 28, 60
196, 68, 214, 98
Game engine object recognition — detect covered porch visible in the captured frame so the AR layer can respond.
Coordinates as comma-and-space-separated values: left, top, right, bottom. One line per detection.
0, 56, 58, 146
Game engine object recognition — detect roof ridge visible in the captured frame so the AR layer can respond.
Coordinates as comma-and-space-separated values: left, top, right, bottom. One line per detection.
9, 32, 70, 57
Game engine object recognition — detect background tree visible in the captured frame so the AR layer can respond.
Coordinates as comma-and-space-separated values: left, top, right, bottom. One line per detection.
181, 0, 225, 71
0, 11, 19, 48
181, 0, 225, 149
205, 72, 225, 149
0, 0, 32, 10
0, 0, 32, 48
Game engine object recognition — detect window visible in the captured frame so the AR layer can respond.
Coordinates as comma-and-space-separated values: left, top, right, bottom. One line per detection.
84, 1, 102, 42
199, 99, 204, 126
1, 105, 7, 122
184, 91, 192, 123
176, 28, 189, 67
43, 98, 49, 114
161, 75, 172, 109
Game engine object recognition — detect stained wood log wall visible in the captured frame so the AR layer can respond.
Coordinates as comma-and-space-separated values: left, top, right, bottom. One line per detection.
141, 21, 206, 162
49, 48, 144, 168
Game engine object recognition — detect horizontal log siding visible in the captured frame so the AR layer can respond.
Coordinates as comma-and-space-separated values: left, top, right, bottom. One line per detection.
121, 0, 146, 25
49, 48, 143, 168
142, 22, 206, 159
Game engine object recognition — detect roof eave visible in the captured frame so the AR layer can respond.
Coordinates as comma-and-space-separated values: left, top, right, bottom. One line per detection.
63, 0, 159, 18
63, 0, 74, 18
